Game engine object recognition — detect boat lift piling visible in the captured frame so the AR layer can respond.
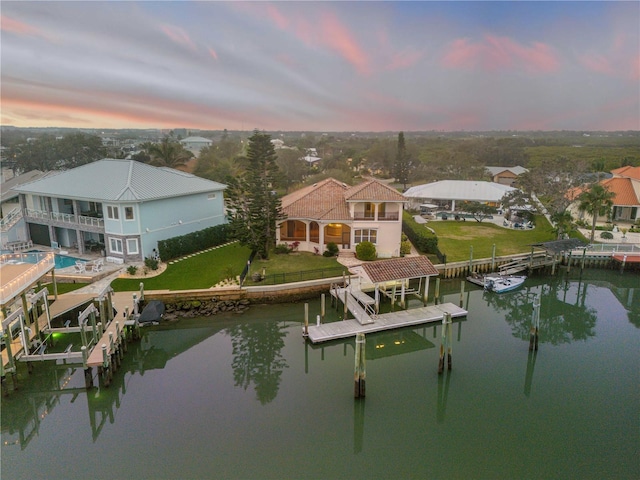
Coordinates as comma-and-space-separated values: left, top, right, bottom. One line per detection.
438, 312, 453, 374
434, 278, 441, 305
354, 333, 366, 398
529, 294, 541, 351
303, 303, 309, 337
459, 281, 465, 307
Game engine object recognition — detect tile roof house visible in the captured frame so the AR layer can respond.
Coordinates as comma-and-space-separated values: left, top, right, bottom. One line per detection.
567, 165, 640, 225
9, 159, 226, 262
278, 178, 407, 258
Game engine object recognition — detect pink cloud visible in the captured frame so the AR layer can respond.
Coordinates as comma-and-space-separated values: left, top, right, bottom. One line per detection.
160, 24, 197, 51
318, 11, 370, 75
580, 53, 615, 76
385, 48, 423, 71
208, 47, 218, 61
265, 3, 289, 30
1, 15, 46, 38
442, 35, 559, 74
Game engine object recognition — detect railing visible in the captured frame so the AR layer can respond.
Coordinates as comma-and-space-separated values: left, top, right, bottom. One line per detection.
586, 243, 640, 253
24, 209, 104, 228
0, 252, 55, 305
248, 266, 345, 285
0, 208, 22, 232
353, 213, 400, 221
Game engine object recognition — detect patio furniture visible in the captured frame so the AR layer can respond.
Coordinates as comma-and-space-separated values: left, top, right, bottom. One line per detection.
74, 261, 87, 274
91, 259, 104, 273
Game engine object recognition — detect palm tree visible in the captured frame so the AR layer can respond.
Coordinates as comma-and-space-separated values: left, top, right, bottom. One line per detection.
577, 183, 616, 242
550, 210, 574, 240
148, 137, 193, 169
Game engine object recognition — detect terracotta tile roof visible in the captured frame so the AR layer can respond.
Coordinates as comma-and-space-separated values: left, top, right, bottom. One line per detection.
611, 166, 640, 181
361, 256, 439, 284
601, 177, 640, 206
281, 178, 351, 220
345, 179, 407, 202
281, 177, 406, 220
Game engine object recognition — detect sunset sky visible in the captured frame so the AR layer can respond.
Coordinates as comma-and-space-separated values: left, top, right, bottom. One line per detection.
1, 1, 639, 132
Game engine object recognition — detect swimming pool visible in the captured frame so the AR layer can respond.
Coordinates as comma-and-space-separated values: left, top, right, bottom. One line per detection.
21, 250, 86, 269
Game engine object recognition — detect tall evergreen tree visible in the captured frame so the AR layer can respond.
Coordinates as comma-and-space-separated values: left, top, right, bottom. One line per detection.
225, 130, 283, 259
394, 132, 411, 191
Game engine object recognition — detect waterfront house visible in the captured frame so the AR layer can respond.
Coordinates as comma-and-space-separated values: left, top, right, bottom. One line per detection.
277, 177, 407, 258
10, 159, 226, 262
179, 136, 213, 151
567, 165, 640, 225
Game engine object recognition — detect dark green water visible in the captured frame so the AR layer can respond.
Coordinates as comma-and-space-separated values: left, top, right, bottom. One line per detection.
2, 269, 639, 480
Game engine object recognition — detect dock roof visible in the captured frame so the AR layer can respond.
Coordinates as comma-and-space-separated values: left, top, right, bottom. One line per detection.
360, 255, 439, 284
531, 239, 586, 254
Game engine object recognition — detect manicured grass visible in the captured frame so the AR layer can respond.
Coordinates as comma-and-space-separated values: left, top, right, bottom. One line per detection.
427, 214, 556, 262
111, 243, 252, 291
245, 250, 344, 285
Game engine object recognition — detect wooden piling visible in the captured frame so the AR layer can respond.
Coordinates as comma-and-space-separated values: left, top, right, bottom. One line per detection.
438, 312, 453, 374
434, 278, 441, 305
354, 333, 366, 398
529, 294, 541, 351
459, 281, 465, 307
321, 294, 326, 322
303, 303, 309, 337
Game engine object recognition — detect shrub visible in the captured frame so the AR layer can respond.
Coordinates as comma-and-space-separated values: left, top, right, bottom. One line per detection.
144, 256, 159, 270
402, 212, 439, 254
274, 243, 291, 254
324, 242, 339, 257
127, 265, 138, 276
600, 231, 614, 239
356, 241, 377, 261
400, 239, 412, 256
158, 224, 228, 261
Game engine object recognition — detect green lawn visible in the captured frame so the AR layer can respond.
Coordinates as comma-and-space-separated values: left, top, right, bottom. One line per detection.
111, 243, 252, 291
427, 214, 556, 262
245, 250, 344, 285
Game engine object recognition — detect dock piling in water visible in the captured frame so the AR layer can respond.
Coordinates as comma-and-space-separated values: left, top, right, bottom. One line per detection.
438, 312, 453, 374
354, 333, 366, 398
529, 294, 541, 351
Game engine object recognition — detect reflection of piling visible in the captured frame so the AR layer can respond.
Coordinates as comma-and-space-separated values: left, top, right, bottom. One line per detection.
354, 333, 366, 398
524, 349, 537, 397
529, 294, 541, 351
438, 312, 453, 374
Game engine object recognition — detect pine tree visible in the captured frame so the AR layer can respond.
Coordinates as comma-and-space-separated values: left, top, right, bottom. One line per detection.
225, 130, 283, 259
394, 132, 411, 191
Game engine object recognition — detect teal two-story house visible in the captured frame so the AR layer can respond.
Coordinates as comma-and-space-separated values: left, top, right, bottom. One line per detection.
12, 159, 226, 263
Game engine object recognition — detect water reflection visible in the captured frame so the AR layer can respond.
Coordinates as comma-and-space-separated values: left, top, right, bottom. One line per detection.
225, 321, 288, 405
483, 280, 598, 345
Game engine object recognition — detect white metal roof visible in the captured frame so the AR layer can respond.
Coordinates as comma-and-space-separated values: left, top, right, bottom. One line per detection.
179, 136, 212, 143
485, 165, 528, 176
404, 180, 516, 203
13, 159, 226, 202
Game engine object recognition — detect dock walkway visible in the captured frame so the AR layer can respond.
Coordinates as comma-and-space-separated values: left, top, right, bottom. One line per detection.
307, 302, 467, 343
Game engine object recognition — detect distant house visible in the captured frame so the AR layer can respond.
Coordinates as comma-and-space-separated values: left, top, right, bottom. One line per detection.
277, 178, 407, 258
10, 159, 226, 262
403, 180, 517, 211
568, 165, 640, 224
301, 154, 322, 165
485, 166, 528, 187
179, 136, 213, 153
271, 139, 285, 149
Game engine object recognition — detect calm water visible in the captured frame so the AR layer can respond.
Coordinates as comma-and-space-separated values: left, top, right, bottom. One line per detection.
2, 269, 638, 479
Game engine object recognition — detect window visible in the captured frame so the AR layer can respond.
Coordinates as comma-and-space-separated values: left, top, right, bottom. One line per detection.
355, 229, 377, 244
124, 206, 134, 220
109, 237, 123, 254
126, 238, 139, 254
106, 205, 119, 220
364, 202, 375, 218
207, 193, 217, 200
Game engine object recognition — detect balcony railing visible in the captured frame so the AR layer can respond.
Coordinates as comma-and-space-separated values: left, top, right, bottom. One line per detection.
0, 208, 22, 232
353, 213, 399, 221
24, 209, 104, 229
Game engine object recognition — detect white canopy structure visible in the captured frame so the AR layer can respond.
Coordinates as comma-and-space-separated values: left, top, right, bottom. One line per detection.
404, 180, 517, 211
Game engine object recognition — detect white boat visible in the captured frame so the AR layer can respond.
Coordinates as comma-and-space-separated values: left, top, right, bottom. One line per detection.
484, 275, 526, 293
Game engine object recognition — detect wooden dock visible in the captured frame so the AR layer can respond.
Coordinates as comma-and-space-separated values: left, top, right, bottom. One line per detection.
307, 302, 467, 343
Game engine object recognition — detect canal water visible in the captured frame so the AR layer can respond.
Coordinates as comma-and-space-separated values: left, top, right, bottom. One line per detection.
2, 269, 638, 479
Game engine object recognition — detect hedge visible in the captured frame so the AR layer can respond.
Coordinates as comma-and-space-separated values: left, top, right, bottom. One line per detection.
158, 224, 229, 261
402, 211, 439, 255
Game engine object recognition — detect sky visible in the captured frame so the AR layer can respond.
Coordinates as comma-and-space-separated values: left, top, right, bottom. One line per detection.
1, 1, 639, 132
